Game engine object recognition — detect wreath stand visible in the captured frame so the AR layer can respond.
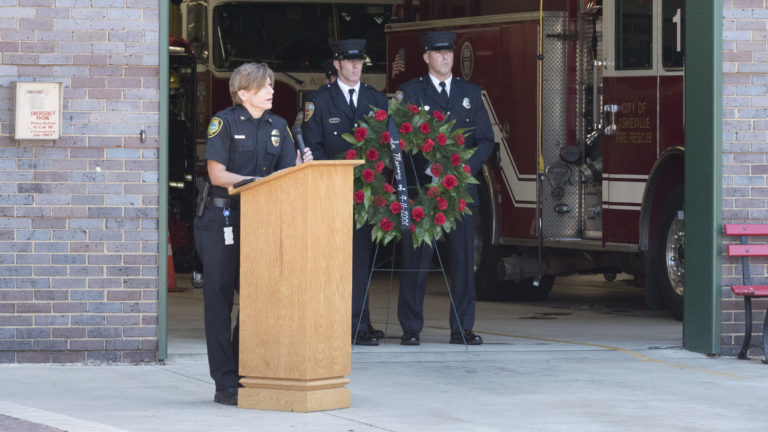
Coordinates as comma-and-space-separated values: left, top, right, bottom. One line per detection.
352, 156, 472, 350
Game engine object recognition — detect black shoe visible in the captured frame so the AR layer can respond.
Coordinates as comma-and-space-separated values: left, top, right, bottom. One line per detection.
214, 387, 238, 406
449, 330, 483, 345
353, 331, 380, 346
400, 332, 420, 345
368, 325, 385, 339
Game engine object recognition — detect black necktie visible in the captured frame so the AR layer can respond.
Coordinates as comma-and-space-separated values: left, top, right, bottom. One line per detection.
439, 81, 448, 105
348, 88, 356, 111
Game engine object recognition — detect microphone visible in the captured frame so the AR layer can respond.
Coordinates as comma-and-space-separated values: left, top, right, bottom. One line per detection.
292, 115, 307, 154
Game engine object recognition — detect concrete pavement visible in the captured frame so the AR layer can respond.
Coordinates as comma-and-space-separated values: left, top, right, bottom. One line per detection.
1, 275, 767, 431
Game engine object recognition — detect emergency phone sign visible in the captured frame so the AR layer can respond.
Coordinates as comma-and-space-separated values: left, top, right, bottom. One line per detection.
14, 82, 62, 140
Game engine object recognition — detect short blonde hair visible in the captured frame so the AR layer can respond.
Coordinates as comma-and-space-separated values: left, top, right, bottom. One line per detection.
229, 63, 274, 105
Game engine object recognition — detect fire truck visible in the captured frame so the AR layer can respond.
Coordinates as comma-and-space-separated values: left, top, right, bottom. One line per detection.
170, 0, 402, 279
178, 0, 402, 162
386, 0, 686, 318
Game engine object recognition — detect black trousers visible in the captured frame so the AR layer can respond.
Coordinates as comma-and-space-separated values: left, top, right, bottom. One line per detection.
352, 224, 373, 334
194, 206, 240, 391
398, 212, 477, 334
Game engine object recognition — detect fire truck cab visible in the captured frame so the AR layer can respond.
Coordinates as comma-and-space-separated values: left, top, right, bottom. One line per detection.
179, 0, 399, 161
386, 0, 686, 318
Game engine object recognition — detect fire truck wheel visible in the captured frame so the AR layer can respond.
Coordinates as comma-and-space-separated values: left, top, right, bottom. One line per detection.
474, 183, 513, 301
655, 186, 684, 320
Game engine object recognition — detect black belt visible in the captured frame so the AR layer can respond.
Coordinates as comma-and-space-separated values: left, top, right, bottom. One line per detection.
207, 197, 238, 209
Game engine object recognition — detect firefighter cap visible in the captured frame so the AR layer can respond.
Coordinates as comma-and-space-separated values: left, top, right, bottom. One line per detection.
331, 39, 367, 60
420, 31, 456, 52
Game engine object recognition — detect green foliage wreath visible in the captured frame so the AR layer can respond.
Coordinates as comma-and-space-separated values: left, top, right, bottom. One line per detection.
342, 97, 477, 247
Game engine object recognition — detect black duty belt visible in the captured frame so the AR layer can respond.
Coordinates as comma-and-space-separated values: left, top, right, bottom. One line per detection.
208, 197, 238, 209
209, 197, 230, 208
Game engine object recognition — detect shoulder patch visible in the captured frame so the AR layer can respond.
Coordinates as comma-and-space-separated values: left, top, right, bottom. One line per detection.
286, 125, 294, 142
208, 117, 223, 138
304, 101, 315, 122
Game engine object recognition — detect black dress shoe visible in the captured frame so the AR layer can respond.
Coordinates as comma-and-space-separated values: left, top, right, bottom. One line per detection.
449, 330, 483, 345
214, 387, 238, 406
353, 331, 380, 346
368, 325, 385, 339
400, 332, 420, 345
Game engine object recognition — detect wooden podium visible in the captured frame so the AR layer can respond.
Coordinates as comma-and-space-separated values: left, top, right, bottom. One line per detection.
228, 160, 361, 412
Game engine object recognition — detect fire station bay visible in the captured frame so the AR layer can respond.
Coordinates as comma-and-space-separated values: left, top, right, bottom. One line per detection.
0, 0, 755, 372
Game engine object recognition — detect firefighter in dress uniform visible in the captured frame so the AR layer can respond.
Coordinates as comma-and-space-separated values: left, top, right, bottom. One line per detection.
397, 31, 495, 346
302, 39, 389, 346
195, 62, 312, 405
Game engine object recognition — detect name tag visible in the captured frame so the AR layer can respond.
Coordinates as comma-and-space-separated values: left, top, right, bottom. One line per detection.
234, 135, 246, 139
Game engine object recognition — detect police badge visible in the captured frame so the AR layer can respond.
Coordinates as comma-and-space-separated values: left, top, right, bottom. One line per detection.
304, 102, 315, 122
395, 90, 404, 102
270, 129, 280, 147
462, 98, 471, 109
208, 117, 223, 138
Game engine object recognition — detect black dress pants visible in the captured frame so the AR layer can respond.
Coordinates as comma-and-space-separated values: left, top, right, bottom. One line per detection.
352, 224, 373, 334
194, 206, 240, 391
397, 213, 477, 334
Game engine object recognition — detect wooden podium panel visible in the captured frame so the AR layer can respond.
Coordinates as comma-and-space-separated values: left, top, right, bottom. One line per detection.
230, 160, 360, 412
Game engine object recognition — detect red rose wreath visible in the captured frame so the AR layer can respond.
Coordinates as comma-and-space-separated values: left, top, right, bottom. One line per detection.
342, 97, 477, 247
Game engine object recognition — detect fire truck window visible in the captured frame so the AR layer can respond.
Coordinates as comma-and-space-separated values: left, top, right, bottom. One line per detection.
212, 4, 333, 72
336, 5, 392, 72
186, 2, 207, 63
615, 0, 653, 70
662, 0, 684, 70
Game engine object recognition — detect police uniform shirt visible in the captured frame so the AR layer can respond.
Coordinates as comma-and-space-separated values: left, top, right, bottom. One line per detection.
302, 81, 388, 160
205, 104, 296, 195
398, 75, 495, 204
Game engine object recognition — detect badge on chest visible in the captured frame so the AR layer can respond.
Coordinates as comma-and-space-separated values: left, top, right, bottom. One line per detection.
270, 129, 280, 147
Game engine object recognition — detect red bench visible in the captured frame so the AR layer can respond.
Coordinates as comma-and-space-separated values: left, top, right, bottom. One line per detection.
725, 224, 768, 363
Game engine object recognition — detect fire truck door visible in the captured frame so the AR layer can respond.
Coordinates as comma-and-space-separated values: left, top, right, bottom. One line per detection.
600, 0, 659, 244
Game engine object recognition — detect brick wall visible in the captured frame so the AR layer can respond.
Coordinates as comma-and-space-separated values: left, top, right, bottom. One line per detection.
0, 1, 160, 363
722, 0, 768, 357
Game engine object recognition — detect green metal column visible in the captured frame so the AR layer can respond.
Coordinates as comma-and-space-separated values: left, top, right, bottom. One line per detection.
683, 1, 722, 354
159, 1, 170, 361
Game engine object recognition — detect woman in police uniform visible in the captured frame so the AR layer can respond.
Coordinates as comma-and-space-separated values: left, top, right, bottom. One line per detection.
195, 62, 312, 406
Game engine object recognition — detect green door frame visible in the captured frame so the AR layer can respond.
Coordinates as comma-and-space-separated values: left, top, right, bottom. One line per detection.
683, 1, 722, 354
155, 1, 724, 360
159, 0, 170, 361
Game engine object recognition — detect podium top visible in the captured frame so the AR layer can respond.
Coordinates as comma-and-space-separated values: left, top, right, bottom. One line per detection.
228, 160, 363, 196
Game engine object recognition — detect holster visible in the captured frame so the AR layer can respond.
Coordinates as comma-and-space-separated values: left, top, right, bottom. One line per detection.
195, 177, 210, 217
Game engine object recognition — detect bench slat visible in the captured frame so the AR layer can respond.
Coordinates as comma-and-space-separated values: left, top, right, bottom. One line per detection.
731, 285, 768, 296
725, 224, 768, 236
728, 244, 768, 256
